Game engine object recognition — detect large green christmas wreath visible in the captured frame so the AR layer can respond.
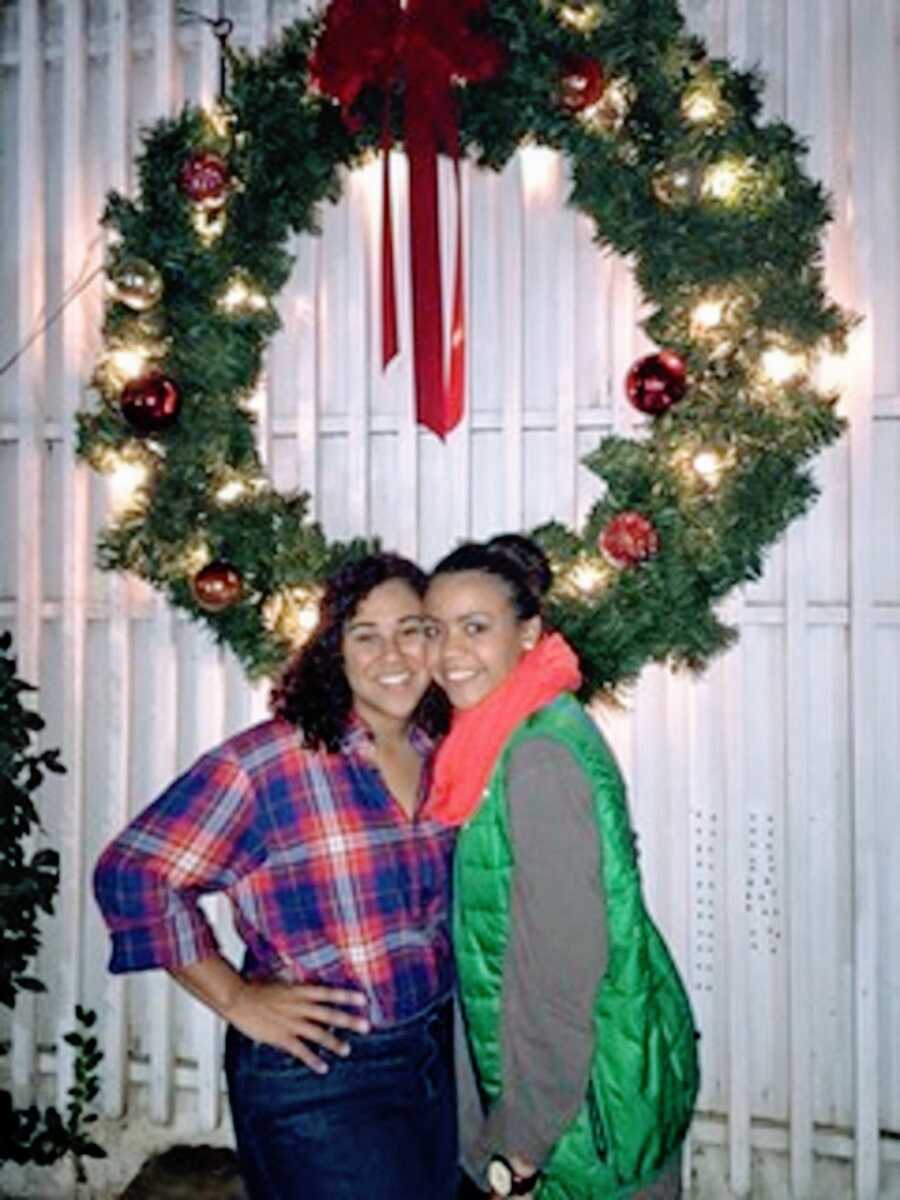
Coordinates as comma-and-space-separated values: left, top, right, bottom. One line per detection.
76, 0, 850, 697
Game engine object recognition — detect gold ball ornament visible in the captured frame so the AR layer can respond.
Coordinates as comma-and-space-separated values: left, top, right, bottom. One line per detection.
106, 258, 164, 312
652, 157, 704, 206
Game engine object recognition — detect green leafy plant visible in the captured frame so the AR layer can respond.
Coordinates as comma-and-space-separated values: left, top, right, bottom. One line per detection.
0, 632, 105, 1181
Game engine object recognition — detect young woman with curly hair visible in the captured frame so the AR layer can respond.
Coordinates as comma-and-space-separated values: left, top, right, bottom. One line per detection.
95, 553, 455, 1200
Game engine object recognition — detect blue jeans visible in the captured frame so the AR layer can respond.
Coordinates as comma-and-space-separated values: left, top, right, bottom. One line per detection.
225, 994, 457, 1200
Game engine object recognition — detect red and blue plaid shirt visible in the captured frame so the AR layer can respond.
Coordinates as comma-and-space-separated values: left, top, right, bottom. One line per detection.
93, 717, 455, 1027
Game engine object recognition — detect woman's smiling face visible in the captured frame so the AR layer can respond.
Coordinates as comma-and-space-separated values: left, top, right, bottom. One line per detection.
424, 571, 540, 711
341, 578, 430, 733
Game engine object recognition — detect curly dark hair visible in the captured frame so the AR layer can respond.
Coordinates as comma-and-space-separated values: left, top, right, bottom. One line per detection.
271, 553, 450, 752
429, 533, 552, 621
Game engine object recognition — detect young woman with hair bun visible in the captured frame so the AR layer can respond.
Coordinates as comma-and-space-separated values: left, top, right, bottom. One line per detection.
425, 535, 699, 1200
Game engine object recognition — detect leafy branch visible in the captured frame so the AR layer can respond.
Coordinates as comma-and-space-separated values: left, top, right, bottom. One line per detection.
0, 633, 106, 1181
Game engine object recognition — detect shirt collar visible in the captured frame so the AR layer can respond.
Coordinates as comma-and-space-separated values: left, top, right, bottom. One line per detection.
339, 712, 434, 759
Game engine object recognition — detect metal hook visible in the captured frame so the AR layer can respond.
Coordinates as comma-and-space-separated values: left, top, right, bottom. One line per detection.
177, 8, 234, 98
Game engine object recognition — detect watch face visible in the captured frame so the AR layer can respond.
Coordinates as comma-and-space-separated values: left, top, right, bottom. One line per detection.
487, 1157, 514, 1196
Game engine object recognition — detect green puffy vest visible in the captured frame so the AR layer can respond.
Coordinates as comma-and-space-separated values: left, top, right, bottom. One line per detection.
453, 695, 700, 1199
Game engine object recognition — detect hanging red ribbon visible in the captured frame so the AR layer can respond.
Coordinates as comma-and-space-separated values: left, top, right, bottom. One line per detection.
310, 0, 504, 438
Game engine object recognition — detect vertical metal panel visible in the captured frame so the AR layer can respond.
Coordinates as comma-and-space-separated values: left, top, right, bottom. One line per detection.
874, 625, 900, 1137
665, 668, 694, 1193
723, 597, 751, 1196
144, 599, 178, 1126
444, 161, 473, 552
292, 236, 320, 505
193, 4, 228, 1131
139, 0, 180, 1128
386, 151, 422, 559
55, 0, 90, 1110
501, 161, 524, 530
554, 174, 577, 525
688, 658, 728, 1118
783, 0, 818, 1187
185, 632, 226, 1132
344, 168, 372, 535
785, 512, 813, 1198
12, 0, 45, 1105
100, 0, 132, 1121
248, 0, 269, 53
848, 0, 884, 1192
153, 0, 175, 118
197, 0, 219, 109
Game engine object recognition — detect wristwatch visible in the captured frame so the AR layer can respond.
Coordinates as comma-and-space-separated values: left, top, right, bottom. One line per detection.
487, 1154, 541, 1197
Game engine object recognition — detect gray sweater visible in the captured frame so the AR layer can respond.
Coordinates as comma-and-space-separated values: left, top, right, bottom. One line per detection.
456, 737, 681, 1198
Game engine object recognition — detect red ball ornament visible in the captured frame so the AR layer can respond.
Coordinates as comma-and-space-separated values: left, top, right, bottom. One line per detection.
120, 372, 181, 434
599, 512, 660, 569
179, 150, 230, 207
192, 561, 244, 612
560, 55, 605, 112
625, 351, 688, 416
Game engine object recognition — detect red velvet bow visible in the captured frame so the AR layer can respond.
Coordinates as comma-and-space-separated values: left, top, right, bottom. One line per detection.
311, 0, 504, 438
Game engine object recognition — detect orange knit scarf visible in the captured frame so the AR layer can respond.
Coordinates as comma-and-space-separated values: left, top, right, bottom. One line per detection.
424, 632, 582, 828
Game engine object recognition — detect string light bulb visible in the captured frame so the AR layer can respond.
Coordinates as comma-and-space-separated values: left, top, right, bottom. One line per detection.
556, 2, 602, 33
95, 342, 164, 392
556, 557, 608, 599
215, 472, 266, 504
203, 101, 236, 141
688, 292, 747, 361
262, 586, 323, 648
692, 448, 725, 487
691, 298, 726, 333
216, 479, 248, 503
760, 344, 808, 385
577, 77, 633, 136
569, 561, 606, 596
681, 76, 730, 128
294, 592, 322, 636
191, 205, 227, 246
108, 347, 149, 381
180, 536, 212, 576
107, 455, 150, 515
702, 158, 746, 204
218, 274, 268, 316
519, 142, 559, 203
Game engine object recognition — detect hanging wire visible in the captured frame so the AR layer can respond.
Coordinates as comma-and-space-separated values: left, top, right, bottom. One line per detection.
2, 9, 236, 385
178, 5, 234, 98
0, 236, 104, 382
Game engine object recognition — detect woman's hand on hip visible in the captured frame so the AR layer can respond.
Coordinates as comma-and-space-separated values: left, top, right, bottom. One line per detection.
169, 956, 369, 1074
226, 979, 370, 1072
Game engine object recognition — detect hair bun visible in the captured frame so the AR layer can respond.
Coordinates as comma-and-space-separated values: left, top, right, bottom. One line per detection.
486, 534, 552, 598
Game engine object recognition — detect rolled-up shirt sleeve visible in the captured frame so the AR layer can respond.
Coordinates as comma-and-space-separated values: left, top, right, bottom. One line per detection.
93, 752, 265, 973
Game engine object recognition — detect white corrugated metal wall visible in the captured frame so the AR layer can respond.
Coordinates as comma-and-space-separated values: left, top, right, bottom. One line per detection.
0, 1, 898, 1196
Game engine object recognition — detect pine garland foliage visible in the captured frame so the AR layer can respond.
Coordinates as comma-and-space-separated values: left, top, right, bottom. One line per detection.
77, 0, 851, 695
